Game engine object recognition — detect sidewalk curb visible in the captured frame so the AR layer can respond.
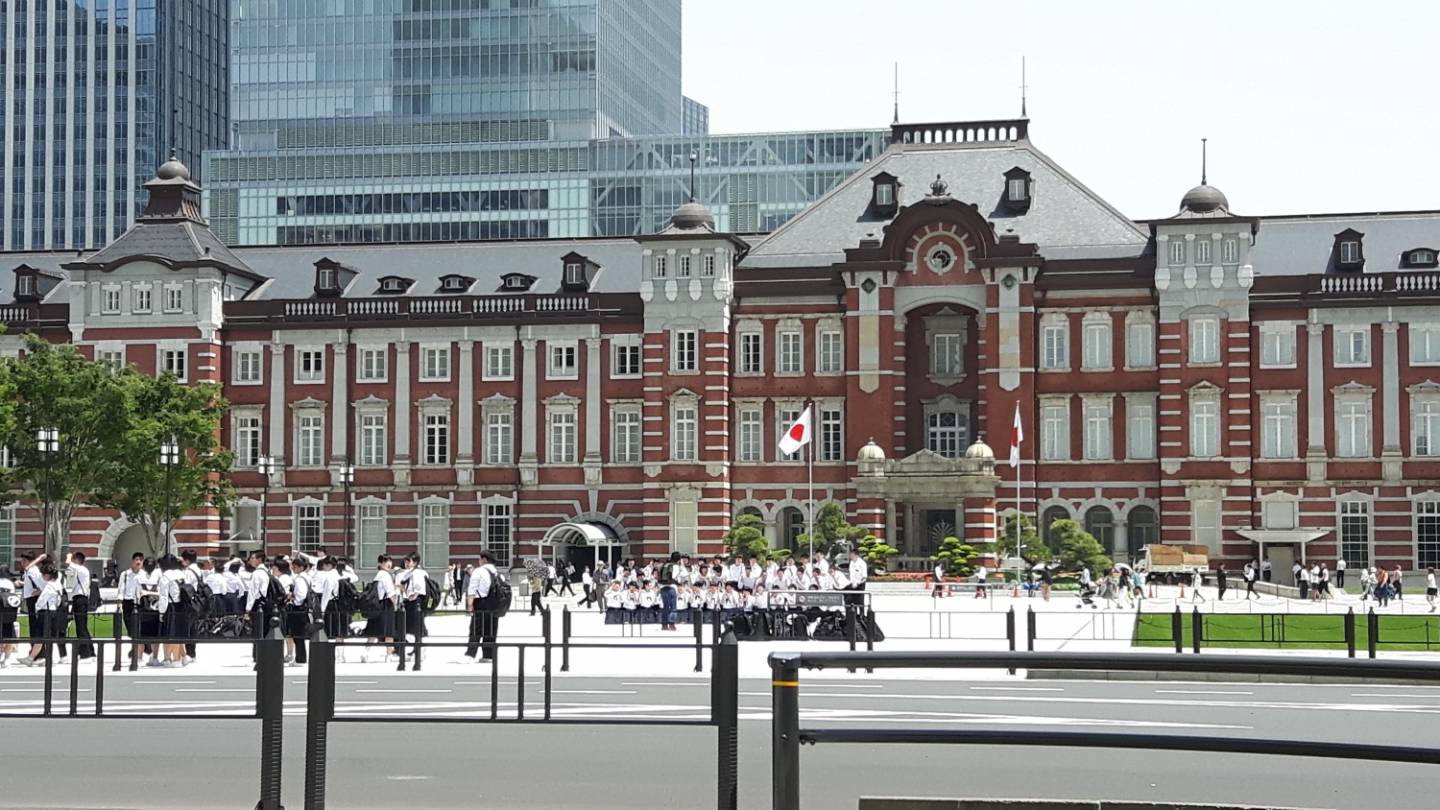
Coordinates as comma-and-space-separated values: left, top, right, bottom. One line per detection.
1025, 668, 1429, 685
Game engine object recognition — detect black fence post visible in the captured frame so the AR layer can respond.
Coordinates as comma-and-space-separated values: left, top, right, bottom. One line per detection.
305, 634, 336, 810
1006, 606, 1016, 675
693, 607, 704, 673
68, 647, 80, 716
42, 646, 53, 716
129, 602, 139, 672
561, 606, 572, 673
395, 608, 407, 672
517, 646, 526, 721
111, 610, 122, 672
1171, 606, 1183, 654
1345, 608, 1356, 658
1192, 606, 1203, 654
94, 644, 105, 716
845, 603, 858, 674
1026, 606, 1037, 652
865, 606, 877, 653
256, 630, 285, 810
1368, 609, 1379, 659
712, 630, 739, 810
542, 608, 553, 720
770, 653, 801, 810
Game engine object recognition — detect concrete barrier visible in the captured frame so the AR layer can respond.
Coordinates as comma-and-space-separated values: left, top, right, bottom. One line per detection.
858, 799, 1332, 810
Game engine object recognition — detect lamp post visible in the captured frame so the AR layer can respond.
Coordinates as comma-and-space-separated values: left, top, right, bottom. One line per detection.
257, 455, 276, 552
160, 438, 180, 557
36, 427, 58, 553
339, 462, 355, 562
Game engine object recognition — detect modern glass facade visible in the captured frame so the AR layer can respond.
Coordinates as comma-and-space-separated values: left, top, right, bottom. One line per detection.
682, 95, 708, 135
0, 0, 228, 251
202, 128, 889, 245
230, 0, 682, 151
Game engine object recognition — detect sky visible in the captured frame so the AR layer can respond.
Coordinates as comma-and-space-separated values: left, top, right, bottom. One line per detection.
682, 0, 1440, 220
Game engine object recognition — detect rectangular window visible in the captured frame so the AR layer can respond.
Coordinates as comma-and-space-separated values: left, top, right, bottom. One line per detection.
678, 255, 692, 278
611, 343, 642, 378
1260, 328, 1296, 368
420, 345, 450, 381
486, 412, 513, 465
161, 348, 187, 381
486, 504, 514, 569
702, 255, 716, 277
358, 348, 387, 382
778, 331, 803, 374
101, 285, 121, 313
133, 285, 152, 313
97, 349, 124, 374
1190, 397, 1220, 457
1416, 399, 1440, 457
1261, 399, 1297, 459
1340, 241, 1362, 265
612, 409, 642, 463
234, 349, 262, 383
419, 502, 450, 568
1335, 327, 1370, 366
1041, 402, 1069, 461
549, 411, 577, 463
1126, 399, 1155, 460
1412, 326, 1440, 365
0, 506, 15, 568
738, 333, 762, 374
927, 409, 968, 459
294, 504, 323, 555
1126, 320, 1154, 368
1221, 238, 1240, 264
1190, 317, 1220, 364
1168, 239, 1186, 266
423, 413, 450, 465
565, 262, 584, 286
778, 408, 801, 461
548, 343, 578, 379
1083, 400, 1112, 461
820, 408, 843, 462
164, 284, 184, 313
671, 499, 698, 555
874, 183, 894, 206
653, 255, 668, 279
672, 405, 698, 461
1195, 239, 1212, 265
931, 333, 963, 377
1041, 320, 1068, 369
818, 330, 843, 374
357, 503, 386, 563
359, 414, 387, 466
484, 345, 513, 380
235, 416, 262, 467
1337, 398, 1371, 458
297, 414, 324, 467
1007, 177, 1027, 200
738, 408, 762, 462
1341, 501, 1372, 569
1082, 319, 1111, 370
1192, 499, 1221, 556
672, 330, 698, 373
1263, 500, 1297, 530
297, 349, 325, 382
1418, 501, 1440, 569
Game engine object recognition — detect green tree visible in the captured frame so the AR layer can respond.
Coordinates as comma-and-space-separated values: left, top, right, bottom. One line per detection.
994, 513, 1051, 565
931, 536, 980, 576
1051, 519, 1113, 574
722, 512, 771, 560
856, 532, 901, 572
0, 336, 130, 553
92, 371, 234, 557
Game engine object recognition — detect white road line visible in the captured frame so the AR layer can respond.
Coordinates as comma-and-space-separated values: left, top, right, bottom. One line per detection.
620, 682, 708, 687
1, 688, 91, 693
970, 686, 1064, 692
743, 692, 1440, 714
136, 681, 216, 686
551, 690, 636, 695
353, 689, 453, 694
1351, 693, 1440, 698
1155, 689, 1255, 696
175, 689, 255, 693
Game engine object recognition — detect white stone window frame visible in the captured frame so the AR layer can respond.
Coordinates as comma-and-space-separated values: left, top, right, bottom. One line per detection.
544, 393, 581, 465
417, 394, 453, 467
1187, 314, 1222, 366
1188, 383, 1222, 459
232, 343, 264, 386
1258, 322, 1298, 369
354, 396, 390, 468
163, 282, 185, 314
291, 399, 327, 468
356, 346, 389, 384
354, 496, 389, 565
1123, 392, 1156, 461
774, 399, 806, 463
1221, 237, 1240, 265
481, 394, 516, 467
419, 343, 452, 383
417, 495, 453, 567
818, 401, 845, 463
100, 283, 123, 314
734, 399, 765, 464
735, 322, 764, 376
291, 497, 326, 556
1168, 239, 1186, 267
483, 341, 514, 382
1410, 381, 1440, 457
1410, 324, 1440, 367
1332, 382, 1374, 459
1334, 325, 1372, 368
1080, 311, 1113, 372
132, 282, 153, 314
1080, 393, 1114, 461
923, 312, 967, 382
1039, 394, 1070, 461
231, 405, 265, 469
776, 320, 805, 377
294, 346, 326, 385
609, 334, 643, 380
922, 394, 971, 459
94, 341, 126, 375
1195, 237, 1213, 266
1414, 497, 1440, 569
1337, 492, 1375, 567
669, 389, 701, 462
671, 327, 700, 374
608, 399, 644, 465
1039, 313, 1069, 371
156, 342, 188, 383
1257, 390, 1300, 460
547, 340, 580, 381
1123, 311, 1156, 371
816, 319, 844, 376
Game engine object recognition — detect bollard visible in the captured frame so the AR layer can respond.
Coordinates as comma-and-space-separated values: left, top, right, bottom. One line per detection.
561, 606, 572, 673
845, 603, 858, 674
1171, 606, 1183, 654
1005, 606, 1016, 676
111, 610, 123, 672
43, 646, 53, 716
693, 607, 704, 673
256, 630, 285, 810
770, 653, 801, 810
1192, 606, 1203, 654
395, 609, 407, 672
1368, 609, 1379, 659
517, 646, 526, 721
1026, 606, 1037, 652
69, 647, 80, 716
712, 631, 739, 810
542, 608, 553, 720
1345, 607, 1356, 658
304, 634, 335, 810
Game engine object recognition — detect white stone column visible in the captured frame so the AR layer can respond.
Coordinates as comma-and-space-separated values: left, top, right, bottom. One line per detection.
394, 342, 412, 485
1305, 322, 1326, 482
583, 337, 602, 484
267, 342, 286, 482
520, 338, 539, 463
1381, 321, 1403, 480
457, 340, 475, 472
330, 343, 348, 464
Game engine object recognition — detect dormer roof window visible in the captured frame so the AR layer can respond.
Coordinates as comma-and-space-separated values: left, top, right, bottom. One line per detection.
1334, 228, 1365, 271
14, 271, 37, 301
565, 262, 584, 286
312, 257, 351, 297
1402, 248, 1439, 269
560, 250, 598, 292
438, 274, 474, 294
870, 171, 899, 217
500, 273, 536, 292
1002, 166, 1032, 213
376, 276, 414, 295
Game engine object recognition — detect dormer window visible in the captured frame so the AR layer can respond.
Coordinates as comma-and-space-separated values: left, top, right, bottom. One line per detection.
313, 258, 345, 297
870, 171, 899, 217
1002, 167, 1032, 213
376, 276, 413, 295
1403, 248, 1439, 269
438, 274, 473, 294
15, 273, 36, 300
565, 263, 583, 285
1334, 228, 1365, 271
317, 267, 337, 290
501, 273, 536, 292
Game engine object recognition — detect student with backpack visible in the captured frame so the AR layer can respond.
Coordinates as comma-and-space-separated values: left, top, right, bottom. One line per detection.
464, 550, 507, 662
399, 553, 429, 671
244, 551, 274, 649
366, 555, 399, 663
286, 558, 311, 666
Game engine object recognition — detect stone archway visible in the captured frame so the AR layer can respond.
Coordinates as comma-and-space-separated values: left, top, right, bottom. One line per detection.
97, 518, 158, 564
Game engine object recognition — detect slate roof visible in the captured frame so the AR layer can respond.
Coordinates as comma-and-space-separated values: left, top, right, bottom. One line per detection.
82, 220, 254, 274
741, 138, 1150, 268
1251, 211, 1440, 276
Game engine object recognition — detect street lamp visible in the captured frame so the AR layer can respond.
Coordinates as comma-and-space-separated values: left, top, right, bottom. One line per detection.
160, 438, 180, 557
339, 462, 355, 561
257, 455, 276, 552
36, 428, 58, 552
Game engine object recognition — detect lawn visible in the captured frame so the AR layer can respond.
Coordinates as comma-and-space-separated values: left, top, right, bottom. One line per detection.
1133, 612, 1440, 651
10, 613, 117, 640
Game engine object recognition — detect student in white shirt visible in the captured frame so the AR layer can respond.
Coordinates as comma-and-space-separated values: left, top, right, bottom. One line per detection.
19, 552, 47, 662
399, 553, 428, 671
369, 555, 399, 662
157, 557, 187, 668
64, 552, 96, 659
285, 558, 312, 667
245, 550, 273, 640
117, 552, 147, 661
933, 561, 948, 598
464, 550, 502, 662
0, 569, 16, 667
1428, 567, 1438, 612
21, 565, 64, 665
844, 550, 868, 608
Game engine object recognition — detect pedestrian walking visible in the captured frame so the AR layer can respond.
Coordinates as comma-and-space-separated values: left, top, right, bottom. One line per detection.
22, 565, 63, 665
65, 552, 95, 659
1243, 562, 1258, 600
1427, 568, 1437, 613
464, 551, 503, 663
1336, 558, 1347, 589
932, 561, 947, 598
578, 566, 595, 608
1393, 565, 1405, 602
529, 571, 544, 616
543, 562, 559, 597
1261, 559, 1272, 582
1190, 568, 1206, 603
1216, 566, 1228, 601
400, 553, 428, 671
559, 562, 577, 597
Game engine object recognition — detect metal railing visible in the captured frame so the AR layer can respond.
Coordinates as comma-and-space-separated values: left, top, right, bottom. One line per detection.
768, 650, 1440, 810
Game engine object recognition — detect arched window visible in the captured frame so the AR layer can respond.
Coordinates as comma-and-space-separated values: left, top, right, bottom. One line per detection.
780, 507, 806, 551
737, 506, 763, 521
1085, 506, 1115, 554
1041, 506, 1070, 550
1128, 506, 1158, 550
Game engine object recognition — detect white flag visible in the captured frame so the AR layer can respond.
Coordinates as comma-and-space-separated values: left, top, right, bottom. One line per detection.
778, 406, 813, 456
1009, 403, 1023, 467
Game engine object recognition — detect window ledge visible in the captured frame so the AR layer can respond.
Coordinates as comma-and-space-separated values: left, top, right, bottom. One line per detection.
928, 374, 967, 386
481, 375, 516, 383
669, 370, 701, 376
1122, 365, 1157, 373
1038, 367, 1071, 374
1258, 363, 1299, 371
1080, 366, 1115, 374
547, 374, 580, 381
775, 372, 806, 378
294, 378, 326, 385
232, 380, 264, 387
815, 370, 845, 377
1334, 362, 1372, 369
1409, 361, 1440, 367
1187, 361, 1223, 369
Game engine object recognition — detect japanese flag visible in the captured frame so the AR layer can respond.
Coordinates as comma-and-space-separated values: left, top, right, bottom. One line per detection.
1009, 403, 1023, 467
778, 406, 814, 457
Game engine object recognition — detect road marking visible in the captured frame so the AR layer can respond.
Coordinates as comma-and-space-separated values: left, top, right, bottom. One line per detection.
1155, 689, 1255, 696
620, 681, 708, 686
552, 690, 636, 695
136, 681, 216, 686
1351, 693, 1440, 698
354, 689, 453, 694
969, 686, 1065, 692
175, 689, 255, 693
386, 776, 431, 782
1, 688, 91, 693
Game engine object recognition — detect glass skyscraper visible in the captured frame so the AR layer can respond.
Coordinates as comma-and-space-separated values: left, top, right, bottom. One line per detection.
0, 0, 228, 251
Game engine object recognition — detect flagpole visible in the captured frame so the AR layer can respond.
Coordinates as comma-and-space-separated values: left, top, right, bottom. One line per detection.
807, 401, 815, 561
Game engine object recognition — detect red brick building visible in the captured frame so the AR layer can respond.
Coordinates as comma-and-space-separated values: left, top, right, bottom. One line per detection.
3, 120, 1439, 585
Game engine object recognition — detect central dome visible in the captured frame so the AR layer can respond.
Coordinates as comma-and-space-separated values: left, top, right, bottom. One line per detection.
155, 152, 192, 182
670, 200, 715, 230
1180, 183, 1227, 214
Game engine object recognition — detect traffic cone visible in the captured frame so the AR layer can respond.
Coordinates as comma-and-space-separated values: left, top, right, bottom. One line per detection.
1178, 581, 1186, 599
1012, 581, 1020, 598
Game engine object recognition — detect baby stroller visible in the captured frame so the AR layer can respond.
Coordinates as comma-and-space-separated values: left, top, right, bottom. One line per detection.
1077, 582, 1098, 609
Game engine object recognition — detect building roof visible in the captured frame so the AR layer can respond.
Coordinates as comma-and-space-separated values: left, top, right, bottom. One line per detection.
80, 220, 254, 274
1251, 211, 1440, 276
741, 131, 1149, 269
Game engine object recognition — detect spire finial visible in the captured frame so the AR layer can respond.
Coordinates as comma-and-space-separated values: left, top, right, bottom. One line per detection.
688, 151, 698, 203
1201, 137, 1208, 186
892, 62, 900, 125
1020, 56, 1028, 119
